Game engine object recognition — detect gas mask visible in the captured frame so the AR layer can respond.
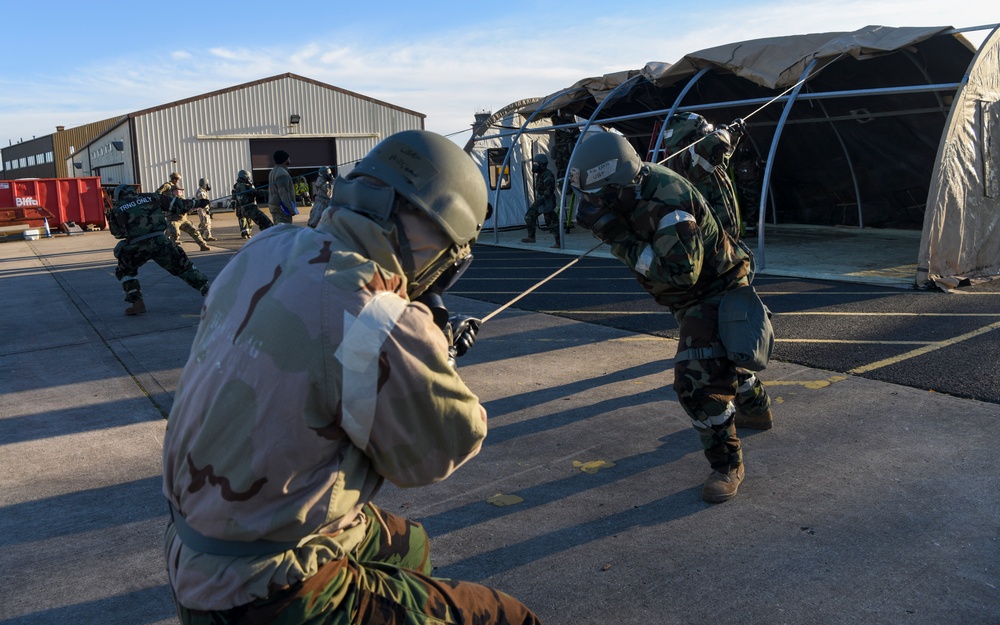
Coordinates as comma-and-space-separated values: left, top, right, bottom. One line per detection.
394, 202, 473, 300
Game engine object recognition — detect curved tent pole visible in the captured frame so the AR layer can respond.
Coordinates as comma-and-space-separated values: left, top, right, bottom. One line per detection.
650, 67, 711, 162
756, 58, 820, 270
487, 87, 580, 244
901, 49, 949, 117
463, 97, 542, 153
557, 74, 645, 248
814, 94, 864, 228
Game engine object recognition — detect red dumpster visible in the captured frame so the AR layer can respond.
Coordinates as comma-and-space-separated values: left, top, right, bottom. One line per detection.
0, 177, 106, 231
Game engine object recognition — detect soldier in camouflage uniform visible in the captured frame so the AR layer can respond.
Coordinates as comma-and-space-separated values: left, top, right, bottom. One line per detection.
733, 142, 764, 234
106, 184, 210, 316
307, 165, 336, 228
570, 132, 773, 504
232, 169, 273, 239
156, 171, 183, 197
521, 153, 559, 246
657, 114, 773, 433
162, 130, 541, 624
158, 173, 212, 251
193, 178, 216, 241
658, 112, 744, 240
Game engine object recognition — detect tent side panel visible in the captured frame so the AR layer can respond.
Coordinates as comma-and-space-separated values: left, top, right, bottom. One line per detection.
918, 26, 1000, 288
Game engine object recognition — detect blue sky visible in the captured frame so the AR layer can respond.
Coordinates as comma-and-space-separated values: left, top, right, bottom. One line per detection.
0, 1, 995, 151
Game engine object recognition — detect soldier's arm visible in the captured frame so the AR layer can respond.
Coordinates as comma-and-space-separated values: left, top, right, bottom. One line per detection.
614, 193, 705, 290
106, 208, 125, 238
355, 298, 486, 488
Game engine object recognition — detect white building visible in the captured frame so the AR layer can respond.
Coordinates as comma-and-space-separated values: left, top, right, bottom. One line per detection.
70, 73, 424, 199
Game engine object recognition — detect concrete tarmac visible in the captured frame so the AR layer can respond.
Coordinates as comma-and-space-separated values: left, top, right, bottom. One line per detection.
1, 216, 997, 624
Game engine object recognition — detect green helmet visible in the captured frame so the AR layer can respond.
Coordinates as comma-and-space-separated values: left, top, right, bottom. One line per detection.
346, 130, 487, 246
568, 132, 642, 192
113, 184, 137, 203
237, 169, 251, 182
532, 154, 548, 166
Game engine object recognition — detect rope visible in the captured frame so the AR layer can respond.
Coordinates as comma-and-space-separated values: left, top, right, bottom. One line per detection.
481, 241, 605, 324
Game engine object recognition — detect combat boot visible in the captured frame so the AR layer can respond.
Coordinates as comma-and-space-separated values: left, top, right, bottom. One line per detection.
701, 463, 744, 503
125, 300, 146, 316
199, 242, 211, 251
521, 236, 535, 243
735, 407, 773, 430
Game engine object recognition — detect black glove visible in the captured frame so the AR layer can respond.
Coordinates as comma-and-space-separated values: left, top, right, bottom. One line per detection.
448, 314, 481, 358
723, 118, 746, 139
197, 198, 211, 209
575, 200, 629, 244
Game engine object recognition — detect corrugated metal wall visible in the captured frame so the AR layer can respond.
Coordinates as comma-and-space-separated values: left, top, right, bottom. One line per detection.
53, 117, 125, 178
132, 75, 424, 203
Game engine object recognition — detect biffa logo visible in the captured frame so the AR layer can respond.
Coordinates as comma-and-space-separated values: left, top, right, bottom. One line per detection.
15, 196, 40, 207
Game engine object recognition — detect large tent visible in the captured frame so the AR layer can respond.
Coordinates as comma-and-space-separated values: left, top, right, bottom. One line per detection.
467, 24, 1000, 289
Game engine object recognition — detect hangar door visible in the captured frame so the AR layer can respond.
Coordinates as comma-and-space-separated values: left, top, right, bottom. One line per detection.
249, 138, 338, 187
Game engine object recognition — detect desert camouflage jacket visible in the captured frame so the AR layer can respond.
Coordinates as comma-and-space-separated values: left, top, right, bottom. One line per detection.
107, 193, 184, 240
609, 162, 749, 311
162, 207, 487, 610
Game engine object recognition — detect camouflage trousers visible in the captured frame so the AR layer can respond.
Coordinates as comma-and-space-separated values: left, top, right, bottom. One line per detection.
174, 503, 541, 625
113, 235, 209, 303
237, 203, 274, 237
167, 215, 208, 246
270, 206, 296, 225
524, 198, 557, 239
673, 297, 771, 471
196, 207, 213, 239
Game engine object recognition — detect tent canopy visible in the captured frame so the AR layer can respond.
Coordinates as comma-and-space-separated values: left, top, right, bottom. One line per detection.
473, 25, 1000, 288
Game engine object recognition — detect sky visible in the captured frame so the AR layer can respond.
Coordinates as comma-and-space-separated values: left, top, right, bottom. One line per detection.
0, 1, 996, 152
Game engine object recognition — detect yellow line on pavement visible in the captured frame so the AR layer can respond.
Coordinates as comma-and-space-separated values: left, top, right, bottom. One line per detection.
765, 375, 848, 389
848, 319, 1000, 374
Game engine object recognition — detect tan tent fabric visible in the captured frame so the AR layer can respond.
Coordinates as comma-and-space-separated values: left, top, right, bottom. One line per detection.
918, 25, 1000, 289
473, 24, 1000, 289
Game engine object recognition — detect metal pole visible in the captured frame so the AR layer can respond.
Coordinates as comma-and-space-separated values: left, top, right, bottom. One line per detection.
650, 67, 711, 162
557, 74, 645, 248
474, 82, 964, 144
756, 59, 820, 270
486, 87, 580, 244
815, 96, 864, 228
